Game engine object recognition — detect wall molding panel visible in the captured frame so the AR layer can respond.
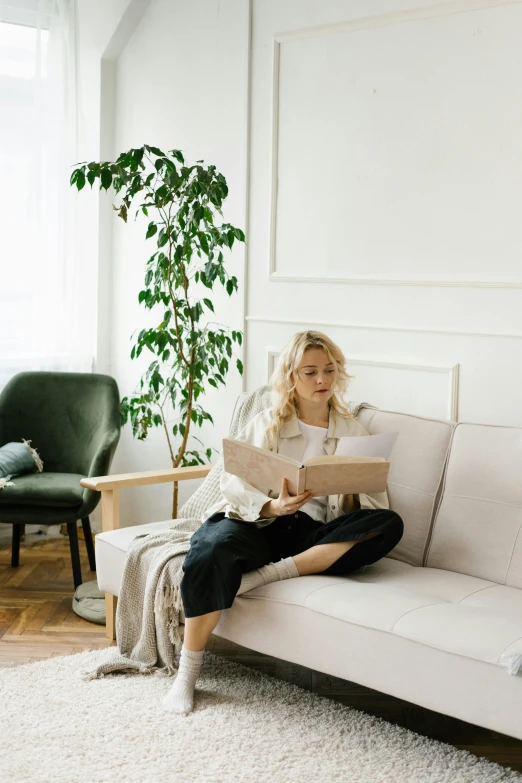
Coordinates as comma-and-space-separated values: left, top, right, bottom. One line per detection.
246, 315, 522, 342
268, 0, 522, 289
268, 274, 522, 290
272, 0, 522, 43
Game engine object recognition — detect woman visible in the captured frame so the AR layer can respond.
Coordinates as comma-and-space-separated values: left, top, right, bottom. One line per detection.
163, 330, 404, 715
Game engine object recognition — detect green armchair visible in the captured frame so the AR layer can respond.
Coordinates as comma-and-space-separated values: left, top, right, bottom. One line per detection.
0, 371, 121, 589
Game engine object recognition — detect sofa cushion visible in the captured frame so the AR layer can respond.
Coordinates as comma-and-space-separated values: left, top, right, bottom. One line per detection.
229, 558, 522, 671
357, 408, 455, 567
96, 516, 522, 672
425, 422, 522, 588
213, 560, 522, 740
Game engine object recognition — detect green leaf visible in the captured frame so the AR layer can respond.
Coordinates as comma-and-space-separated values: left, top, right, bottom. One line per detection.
142, 205, 148, 216
203, 298, 214, 312
237, 359, 243, 374
146, 222, 158, 239
76, 171, 86, 191
100, 168, 112, 190
145, 145, 166, 157
199, 232, 209, 255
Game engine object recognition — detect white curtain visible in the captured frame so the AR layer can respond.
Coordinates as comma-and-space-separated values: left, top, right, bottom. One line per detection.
0, 0, 92, 393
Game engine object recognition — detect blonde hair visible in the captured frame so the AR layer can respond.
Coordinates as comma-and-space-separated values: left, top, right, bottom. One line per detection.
265, 330, 356, 451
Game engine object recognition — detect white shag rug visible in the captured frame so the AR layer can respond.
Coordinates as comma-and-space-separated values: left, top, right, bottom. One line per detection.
0, 647, 520, 783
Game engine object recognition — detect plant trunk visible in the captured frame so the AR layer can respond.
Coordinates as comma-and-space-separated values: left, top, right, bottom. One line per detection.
172, 480, 178, 519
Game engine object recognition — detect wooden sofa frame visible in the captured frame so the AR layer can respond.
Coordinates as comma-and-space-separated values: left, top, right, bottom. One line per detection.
80, 464, 214, 640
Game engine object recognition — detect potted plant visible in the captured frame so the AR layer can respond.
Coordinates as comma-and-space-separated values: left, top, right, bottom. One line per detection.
70, 145, 245, 517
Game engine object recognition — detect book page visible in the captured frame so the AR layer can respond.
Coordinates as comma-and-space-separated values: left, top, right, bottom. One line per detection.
334, 431, 399, 459
304, 455, 384, 467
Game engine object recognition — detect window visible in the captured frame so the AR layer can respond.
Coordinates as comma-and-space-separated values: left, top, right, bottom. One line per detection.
0, 21, 49, 362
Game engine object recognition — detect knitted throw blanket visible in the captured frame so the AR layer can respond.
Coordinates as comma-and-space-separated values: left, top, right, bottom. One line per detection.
79, 386, 278, 681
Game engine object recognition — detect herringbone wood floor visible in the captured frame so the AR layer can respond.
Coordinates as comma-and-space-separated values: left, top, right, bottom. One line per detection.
0, 532, 115, 664
1, 532, 521, 774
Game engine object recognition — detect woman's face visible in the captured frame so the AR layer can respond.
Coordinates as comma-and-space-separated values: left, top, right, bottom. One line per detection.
294, 348, 337, 405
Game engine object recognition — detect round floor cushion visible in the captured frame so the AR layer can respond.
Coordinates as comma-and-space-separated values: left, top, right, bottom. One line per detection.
72, 580, 106, 625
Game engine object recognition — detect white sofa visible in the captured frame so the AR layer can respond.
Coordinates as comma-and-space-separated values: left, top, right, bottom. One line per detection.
92, 392, 522, 742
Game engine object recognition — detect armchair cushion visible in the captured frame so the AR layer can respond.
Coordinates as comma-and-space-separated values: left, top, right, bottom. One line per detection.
0, 471, 86, 507
0, 439, 44, 490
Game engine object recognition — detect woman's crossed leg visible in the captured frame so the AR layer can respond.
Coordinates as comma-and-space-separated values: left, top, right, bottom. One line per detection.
164, 509, 403, 714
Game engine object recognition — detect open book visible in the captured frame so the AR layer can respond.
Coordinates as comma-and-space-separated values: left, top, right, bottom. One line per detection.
222, 438, 391, 497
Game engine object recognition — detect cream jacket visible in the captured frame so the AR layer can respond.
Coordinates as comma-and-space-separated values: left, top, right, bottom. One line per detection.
202, 407, 389, 527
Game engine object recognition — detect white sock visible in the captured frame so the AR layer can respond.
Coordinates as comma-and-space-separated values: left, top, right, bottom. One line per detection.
162, 646, 204, 715
237, 556, 300, 595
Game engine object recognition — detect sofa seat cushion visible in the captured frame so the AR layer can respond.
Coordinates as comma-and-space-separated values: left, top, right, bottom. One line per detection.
96, 521, 522, 671
239, 558, 522, 670
0, 471, 86, 507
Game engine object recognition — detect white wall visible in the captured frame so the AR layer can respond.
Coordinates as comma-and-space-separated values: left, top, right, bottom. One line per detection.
75, 0, 134, 375
246, 0, 522, 428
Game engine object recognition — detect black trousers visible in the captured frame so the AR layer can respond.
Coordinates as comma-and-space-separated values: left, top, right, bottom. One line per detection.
180, 507, 404, 618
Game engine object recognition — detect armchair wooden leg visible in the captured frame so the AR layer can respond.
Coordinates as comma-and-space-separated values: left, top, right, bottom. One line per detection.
67, 520, 83, 590
11, 523, 21, 567
105, 593, 117, 641
81, 517, 96, 571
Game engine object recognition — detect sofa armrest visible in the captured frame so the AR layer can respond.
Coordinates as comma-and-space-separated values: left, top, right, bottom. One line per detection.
80, 464, 213, 491
80, 464, 214, 533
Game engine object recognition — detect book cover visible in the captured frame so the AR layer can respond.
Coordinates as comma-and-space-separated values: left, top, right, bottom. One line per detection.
222, 438, 390, 497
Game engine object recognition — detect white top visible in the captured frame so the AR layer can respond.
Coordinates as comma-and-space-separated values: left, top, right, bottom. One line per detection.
296, 419, 328, 523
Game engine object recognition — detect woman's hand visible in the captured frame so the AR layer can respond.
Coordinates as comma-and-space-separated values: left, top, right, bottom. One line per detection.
339, 493, 361, 514
259, 477, 315, 518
